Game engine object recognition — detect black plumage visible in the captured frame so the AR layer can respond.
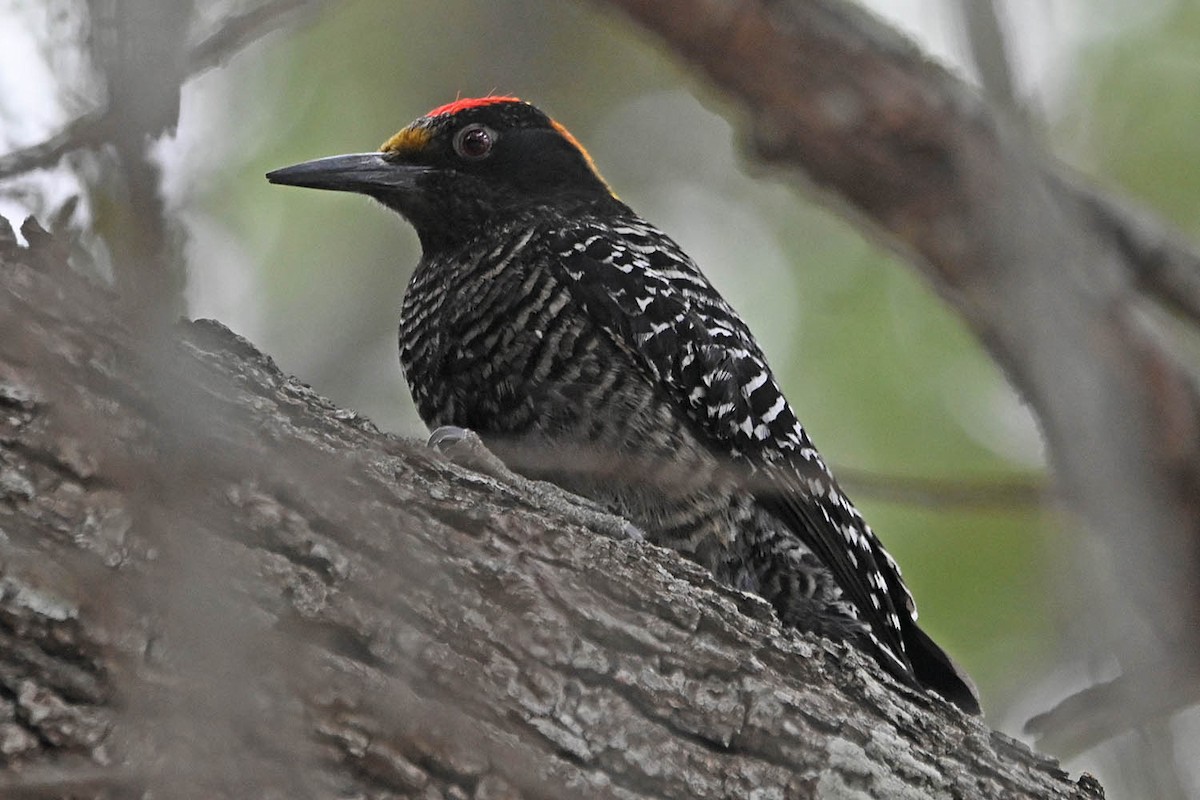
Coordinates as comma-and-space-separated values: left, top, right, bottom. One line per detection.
267, 96, 979, 714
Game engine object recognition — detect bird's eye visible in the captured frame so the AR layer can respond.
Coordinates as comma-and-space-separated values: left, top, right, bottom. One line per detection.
453, 124, 495, 160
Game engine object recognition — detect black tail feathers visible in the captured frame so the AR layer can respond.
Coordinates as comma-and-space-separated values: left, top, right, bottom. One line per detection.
905, 623, 981, 714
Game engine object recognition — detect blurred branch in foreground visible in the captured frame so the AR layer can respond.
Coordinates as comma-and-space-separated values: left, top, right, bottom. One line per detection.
837, 468, 1044, 512
952, 0, 1022, 118
86, 0, 191, 317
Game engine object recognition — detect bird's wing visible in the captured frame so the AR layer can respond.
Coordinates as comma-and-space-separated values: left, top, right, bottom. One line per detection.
547, 218, 913, 669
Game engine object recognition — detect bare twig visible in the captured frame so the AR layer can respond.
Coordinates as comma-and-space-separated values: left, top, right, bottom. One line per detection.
0, 0, 332, 183
952, 0, 1021, 117
0, 109, 109, 181
1027, 662, 1200, 758
1056, 170, 1200, 327
836, 467, 1045, 511
189, 0, 331, 73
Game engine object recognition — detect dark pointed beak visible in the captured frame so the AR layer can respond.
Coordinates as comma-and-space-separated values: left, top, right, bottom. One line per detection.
266, 153, 427, 195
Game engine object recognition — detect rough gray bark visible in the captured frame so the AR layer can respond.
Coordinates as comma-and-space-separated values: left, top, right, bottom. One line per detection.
0, 220, 1104, 798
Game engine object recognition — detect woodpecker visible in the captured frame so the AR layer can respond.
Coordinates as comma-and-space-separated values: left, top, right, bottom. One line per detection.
267, 96, 980, 713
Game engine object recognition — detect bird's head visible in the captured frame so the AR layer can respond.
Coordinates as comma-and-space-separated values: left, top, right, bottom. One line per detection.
267, 96, 617, 250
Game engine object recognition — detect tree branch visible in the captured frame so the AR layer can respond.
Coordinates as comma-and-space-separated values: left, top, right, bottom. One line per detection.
189, 0, 331, 73
0, 110, 110, 181
835, 467, 1044, 512
952, 0, 1021, 117
0, 223, 1104, 797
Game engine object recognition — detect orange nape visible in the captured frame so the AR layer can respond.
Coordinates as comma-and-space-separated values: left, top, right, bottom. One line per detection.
549, 119, 610, 196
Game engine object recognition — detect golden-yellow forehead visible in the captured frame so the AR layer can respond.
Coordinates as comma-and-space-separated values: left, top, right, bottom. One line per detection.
380, 125, 432, 156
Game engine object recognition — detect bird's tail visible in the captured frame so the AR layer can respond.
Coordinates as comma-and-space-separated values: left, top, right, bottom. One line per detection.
904, 622, 981, 714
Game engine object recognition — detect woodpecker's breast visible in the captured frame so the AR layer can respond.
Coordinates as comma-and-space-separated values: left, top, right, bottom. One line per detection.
398, 221, 632, 441
396, 219, 739, 553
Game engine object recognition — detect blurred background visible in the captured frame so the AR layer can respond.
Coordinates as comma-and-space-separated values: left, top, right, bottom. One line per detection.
1, 0, 1198, 796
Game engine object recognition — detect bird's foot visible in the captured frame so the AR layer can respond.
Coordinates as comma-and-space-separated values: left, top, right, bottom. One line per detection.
425, 425, 643, 543
427, 425, 513, 481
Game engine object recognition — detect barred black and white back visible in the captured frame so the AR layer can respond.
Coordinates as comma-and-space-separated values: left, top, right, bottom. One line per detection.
270, 96, 979, 713
548, 215, 915, 668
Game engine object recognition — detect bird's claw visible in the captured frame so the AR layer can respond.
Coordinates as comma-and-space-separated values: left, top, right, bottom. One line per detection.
426, 426, 642, 542
426, 425, 512, 479
427, 425, 470, 452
